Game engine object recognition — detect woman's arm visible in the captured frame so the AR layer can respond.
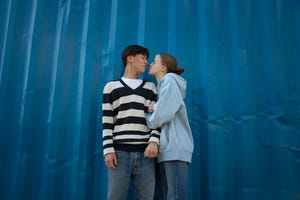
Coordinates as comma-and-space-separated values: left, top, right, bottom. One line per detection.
147, 77, 183, 128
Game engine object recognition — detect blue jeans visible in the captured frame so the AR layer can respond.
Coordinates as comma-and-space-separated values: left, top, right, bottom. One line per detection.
159, 161, 189, 200
107, 150, 155, 200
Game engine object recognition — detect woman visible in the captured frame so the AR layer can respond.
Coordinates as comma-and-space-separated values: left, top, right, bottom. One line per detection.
146, 53, 194, 200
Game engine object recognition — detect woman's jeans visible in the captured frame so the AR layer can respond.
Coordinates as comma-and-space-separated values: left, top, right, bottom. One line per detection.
159, 161, 189, 200
107, 150, 155, 200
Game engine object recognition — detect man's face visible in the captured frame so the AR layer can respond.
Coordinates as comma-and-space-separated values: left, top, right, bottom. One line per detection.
131, 54, 148, 73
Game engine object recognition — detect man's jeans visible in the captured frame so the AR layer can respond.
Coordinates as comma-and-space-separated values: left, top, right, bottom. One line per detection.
107, 150, 155, 200
159, 161, 189, 200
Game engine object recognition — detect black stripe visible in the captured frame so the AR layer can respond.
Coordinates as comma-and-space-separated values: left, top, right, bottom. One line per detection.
109, 86, 157, 102
115, 117, 146, 126
103, 135, 113, 140
102, 93, 112, 104
114, 130, 150, 136
103, 143, 113, 149
150, 134, 160, 139
114, 144, 148, 152
103, 123, 114, 130
118, 102, 145, 111
102, 110, 113, 116
116, 138, 149, 143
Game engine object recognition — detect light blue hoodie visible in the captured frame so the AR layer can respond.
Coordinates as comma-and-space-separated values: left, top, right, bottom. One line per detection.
146, 73, 194, 163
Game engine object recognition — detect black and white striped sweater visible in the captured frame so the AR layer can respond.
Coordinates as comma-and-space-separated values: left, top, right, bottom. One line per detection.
102, 79, 160, 156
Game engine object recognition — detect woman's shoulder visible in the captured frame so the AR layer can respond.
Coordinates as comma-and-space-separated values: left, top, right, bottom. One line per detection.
161, 73, 177, 85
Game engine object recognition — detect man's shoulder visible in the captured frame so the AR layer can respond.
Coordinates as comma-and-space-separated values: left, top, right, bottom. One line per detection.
142, 80, 155, 88
105, 79, 120, 85
142, 80, 157, 93
103, 79, 123, 93
143, 80, 155, 87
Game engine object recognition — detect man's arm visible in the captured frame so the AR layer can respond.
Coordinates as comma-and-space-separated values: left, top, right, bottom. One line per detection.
145, 82, 160, 157
102, 84, 117, 169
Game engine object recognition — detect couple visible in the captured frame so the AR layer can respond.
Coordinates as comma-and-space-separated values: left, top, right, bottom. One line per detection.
102, 44, 194, 200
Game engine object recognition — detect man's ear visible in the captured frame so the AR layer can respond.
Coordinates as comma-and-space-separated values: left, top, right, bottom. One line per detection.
127, 55, 134, 63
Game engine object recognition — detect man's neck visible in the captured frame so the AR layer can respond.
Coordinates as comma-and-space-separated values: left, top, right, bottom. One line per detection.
123, 67, 139, 79
123, 74, 138, 79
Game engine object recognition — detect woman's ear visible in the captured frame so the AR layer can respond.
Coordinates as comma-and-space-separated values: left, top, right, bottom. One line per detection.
161, 65, 167, 72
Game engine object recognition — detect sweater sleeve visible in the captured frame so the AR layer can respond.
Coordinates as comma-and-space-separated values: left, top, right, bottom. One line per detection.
146, 77, 183, 129
102, 84, 115, 156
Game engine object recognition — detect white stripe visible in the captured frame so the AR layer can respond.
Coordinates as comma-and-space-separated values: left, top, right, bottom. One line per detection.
102, 116, 113, 124
103, 129, 113, 136
143, 82, 157, 92
114, 123, 149, 133
104, 147, 115, 155
103, 139, 113, 146
117, 109, 145, 119
102, 103, 112, 110
151, 131, 160, 135
103, 81, 123, 94
115, 134, 149, 140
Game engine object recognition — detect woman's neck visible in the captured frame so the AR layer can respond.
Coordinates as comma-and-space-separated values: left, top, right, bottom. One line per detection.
155, 72, 167, 82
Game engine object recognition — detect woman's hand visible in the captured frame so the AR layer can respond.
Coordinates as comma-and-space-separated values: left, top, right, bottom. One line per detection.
148, 102, 155, 113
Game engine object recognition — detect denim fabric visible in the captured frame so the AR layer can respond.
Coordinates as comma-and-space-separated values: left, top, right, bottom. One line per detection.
159, 161, 189, 200
107, 150, 155, 200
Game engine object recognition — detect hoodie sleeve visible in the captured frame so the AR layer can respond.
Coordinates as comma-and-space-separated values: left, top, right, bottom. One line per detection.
146, 76, 183, 129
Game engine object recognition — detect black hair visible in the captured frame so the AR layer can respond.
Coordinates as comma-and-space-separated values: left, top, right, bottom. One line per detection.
121, 44, 149, 67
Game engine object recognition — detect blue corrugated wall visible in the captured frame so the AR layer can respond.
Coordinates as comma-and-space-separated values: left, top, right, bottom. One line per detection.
0, 0, 300, 199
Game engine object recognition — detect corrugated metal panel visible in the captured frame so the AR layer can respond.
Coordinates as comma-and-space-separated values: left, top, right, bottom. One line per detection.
0, 0, 299, 199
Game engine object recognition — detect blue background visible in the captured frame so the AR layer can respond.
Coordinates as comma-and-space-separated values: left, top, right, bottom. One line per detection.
0, 0, 300, 199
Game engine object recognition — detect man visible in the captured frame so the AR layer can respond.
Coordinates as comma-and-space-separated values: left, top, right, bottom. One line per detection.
102, 44, 160, 200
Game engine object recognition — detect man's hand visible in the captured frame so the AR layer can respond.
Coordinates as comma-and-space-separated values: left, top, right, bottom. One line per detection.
105, 153, 118, 170
144, 142, 158, 158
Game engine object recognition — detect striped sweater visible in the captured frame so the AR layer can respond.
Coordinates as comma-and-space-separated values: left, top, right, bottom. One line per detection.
102, 78, 160, 156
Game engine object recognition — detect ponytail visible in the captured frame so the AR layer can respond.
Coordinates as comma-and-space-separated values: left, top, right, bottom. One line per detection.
173, 67, 184, 75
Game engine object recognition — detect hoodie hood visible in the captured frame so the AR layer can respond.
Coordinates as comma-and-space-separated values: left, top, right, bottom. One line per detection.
159, 73, 187, 98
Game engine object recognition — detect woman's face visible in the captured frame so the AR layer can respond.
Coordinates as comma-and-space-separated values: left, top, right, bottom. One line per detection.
149, 55, 164, 75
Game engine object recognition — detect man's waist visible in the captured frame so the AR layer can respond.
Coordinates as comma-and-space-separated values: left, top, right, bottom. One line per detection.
114, 143, 148, 152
